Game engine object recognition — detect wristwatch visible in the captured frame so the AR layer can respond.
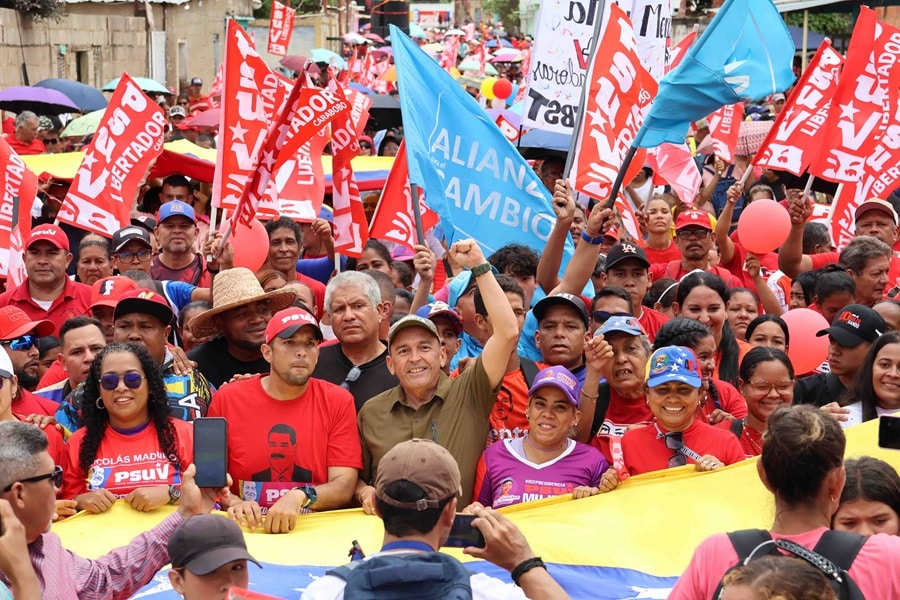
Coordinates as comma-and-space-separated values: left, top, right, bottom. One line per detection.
470, 262, 492, 278
299, 485, 318, 509
167, 484, 182, 505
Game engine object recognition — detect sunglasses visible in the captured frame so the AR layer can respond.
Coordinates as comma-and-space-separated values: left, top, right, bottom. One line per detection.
2, 334, 39, 352
664, 432, 688, 468
45, 138, 59, 144
592, 310, 631, 325
99, 372, 145, 391
3, 465, 63, 492
341, 366, 362, 389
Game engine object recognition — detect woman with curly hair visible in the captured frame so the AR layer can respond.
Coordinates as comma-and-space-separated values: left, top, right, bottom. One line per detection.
652, 318, 747, 426
61, 343, 193, 513
720, 555, 837, 600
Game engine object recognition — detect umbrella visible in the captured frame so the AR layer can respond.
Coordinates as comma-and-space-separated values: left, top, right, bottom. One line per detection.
61, 109, 105, 138
409, 23, 426, 39
444, 28, 465, 37
736, 120, 773, 156
342, 32, 367, 45
486, 108, 521, 130
368, 93, 402, 129
33, 79, 107, 112
184, 107, 221, 128
517, 128, 571, 160
369, 47, 393, 60
379, 65, 397, 82
311, 48, 347, 69
280, 55, 308, 72
349, 82, 376, 95
457, 74, 488, 88
491, 49, 522, 62
485, 39, 514, 48
457, 59, 499, 76
422, 43, 445, 53
364, 32, 385, 44
767, 170, 838, 196
102, 76, 170, 95
0, 86, 80, 115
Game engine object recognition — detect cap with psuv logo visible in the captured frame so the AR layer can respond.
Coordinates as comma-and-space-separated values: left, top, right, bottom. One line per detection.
265, 307, 323, 343
26, 224, 69, 251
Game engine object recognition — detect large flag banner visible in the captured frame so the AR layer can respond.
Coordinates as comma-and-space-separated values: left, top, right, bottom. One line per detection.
754, 40, 844, 176
522, 0, 671, 135
704, 102, 743, 163
369, 140, 440, 250
635, 0, 794, 148
58, 73, 166, 236
0, 137, 36, 281
330, 91, 369, 257
269, 130, 329, 222
569, 3, 656, 200
390, 25, 576, 260
266, 0, 296, 57
212, 20, 291, 213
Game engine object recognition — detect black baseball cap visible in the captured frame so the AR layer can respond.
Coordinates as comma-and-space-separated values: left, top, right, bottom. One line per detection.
168, 515, 260, 575
816, 304, 884, 347
605, 242, 650, 272
111, 226, 152, 253
533, 292, 589, 328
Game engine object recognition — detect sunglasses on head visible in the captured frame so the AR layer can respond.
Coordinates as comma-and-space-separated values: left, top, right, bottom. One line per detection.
99, 372, 145, 391
341, 366, 362, 389
2, 465, 63, 492
2, 334, 39, 352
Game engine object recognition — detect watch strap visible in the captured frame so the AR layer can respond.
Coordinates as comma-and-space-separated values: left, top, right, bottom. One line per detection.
470, 262, 492, 277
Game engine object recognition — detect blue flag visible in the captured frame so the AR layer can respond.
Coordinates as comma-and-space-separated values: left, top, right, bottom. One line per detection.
389, 25, 576, 260
635, 0, 795, 148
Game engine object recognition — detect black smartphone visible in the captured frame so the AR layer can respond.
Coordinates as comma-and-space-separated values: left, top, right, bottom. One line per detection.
879, 415, 900, 450
444, 514, 486, 548
193, 417, 228, 488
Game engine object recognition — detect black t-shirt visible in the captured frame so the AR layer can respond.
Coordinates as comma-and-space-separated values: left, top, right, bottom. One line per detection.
188, 337, 271, 389
312, 342, 398, 412
793, 372, 845, 408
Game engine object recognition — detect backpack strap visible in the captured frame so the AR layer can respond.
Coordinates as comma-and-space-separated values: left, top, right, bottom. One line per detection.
729, 418, 744, 438
589, 382, 611, 439
727, 529, 776, 562
519, 357, 540, 388
812, 530, 867, 572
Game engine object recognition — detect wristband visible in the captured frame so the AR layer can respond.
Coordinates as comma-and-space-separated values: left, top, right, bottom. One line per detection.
580, 230, 604, 245
511, 557, 546, 586
470, 262, 492, 278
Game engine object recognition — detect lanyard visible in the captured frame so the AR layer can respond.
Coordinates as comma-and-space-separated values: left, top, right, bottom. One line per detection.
653, 422, 703, 462
381, 541, 435, 553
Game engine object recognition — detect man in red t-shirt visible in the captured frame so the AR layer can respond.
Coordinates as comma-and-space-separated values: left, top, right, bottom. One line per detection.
3, 111, 46, 155
648, 210, 742, 288
0, 307, 58, 417
601, 243, 670, 342
210, 306, 362, 534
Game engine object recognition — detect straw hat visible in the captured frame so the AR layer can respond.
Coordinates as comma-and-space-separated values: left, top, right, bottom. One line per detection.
189, 268, 298, 339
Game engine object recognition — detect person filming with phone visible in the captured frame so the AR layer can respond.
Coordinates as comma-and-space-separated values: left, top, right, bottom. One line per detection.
302, 438, 570, 599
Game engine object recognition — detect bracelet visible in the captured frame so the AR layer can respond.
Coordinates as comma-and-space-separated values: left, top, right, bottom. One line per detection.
580, 388, 598, 401
580, 230, 604, 245
470, 262, 492, 278
511, 556, 546, 586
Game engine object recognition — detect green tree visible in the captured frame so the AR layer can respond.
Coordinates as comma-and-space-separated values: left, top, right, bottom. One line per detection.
254, 0, 320, 20
783, 11, 853, 46
2, 0, 64, 19
483, 0, 518, 34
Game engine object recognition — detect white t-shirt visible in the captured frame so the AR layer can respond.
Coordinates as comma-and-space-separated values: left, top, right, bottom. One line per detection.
299, 550, 529, 600
843, 402, 896, 428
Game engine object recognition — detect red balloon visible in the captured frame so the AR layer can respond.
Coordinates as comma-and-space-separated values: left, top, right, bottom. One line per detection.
737, 199, 791, 254
492, 78, 513, 100
781, 308, 830, 375
228, 218, 270, 272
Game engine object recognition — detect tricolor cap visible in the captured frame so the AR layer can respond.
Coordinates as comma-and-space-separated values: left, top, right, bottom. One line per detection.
264, 306, 322, 343
527, 365, 579, 407
645, 346, 703, 389
416, 301, 463, 335
26, 224, 69, 251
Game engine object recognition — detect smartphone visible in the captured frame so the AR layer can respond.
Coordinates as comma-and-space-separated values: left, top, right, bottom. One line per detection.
193, 417, 228, 488
444, 514, 486, 548
879, 415, 900, 450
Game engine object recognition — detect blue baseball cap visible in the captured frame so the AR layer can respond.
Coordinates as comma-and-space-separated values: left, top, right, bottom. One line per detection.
645, 346, 702, 389
597, 315, 644, 337
527, 365, 579, 407
158, 200, 196, 223
447, 266, 498, 308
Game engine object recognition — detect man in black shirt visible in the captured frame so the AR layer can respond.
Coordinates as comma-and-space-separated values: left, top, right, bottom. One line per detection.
188, 268, 297, 388
793, 304, 884, 410
312, 271, 397, 412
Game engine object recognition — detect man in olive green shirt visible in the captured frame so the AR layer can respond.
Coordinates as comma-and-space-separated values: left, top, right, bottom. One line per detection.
356, 239, 519, 506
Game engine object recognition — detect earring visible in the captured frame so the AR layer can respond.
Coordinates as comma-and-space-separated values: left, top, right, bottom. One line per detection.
96, 398, 105, 410
830, 494, 836, 503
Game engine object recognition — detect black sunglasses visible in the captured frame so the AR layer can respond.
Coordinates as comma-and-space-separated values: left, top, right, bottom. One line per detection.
591, 310, 631, 325
664, 432, 687, 468
341, 366, 362, 389
3, 465, 63, 492
99, 372, 145, 391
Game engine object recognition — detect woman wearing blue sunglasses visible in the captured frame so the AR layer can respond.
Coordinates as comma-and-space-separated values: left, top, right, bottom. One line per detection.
61, 343, 193, 514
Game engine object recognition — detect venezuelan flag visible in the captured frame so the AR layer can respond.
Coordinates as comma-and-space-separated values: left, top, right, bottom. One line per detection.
55, 419, 900, 599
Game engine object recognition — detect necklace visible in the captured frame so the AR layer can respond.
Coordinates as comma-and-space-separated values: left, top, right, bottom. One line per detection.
742, 420, 763, 455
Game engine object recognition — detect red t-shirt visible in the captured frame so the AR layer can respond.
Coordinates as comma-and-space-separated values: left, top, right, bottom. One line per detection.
649, 261, 743, 288
696, 378, 748, 422
486, 367, 531, 447
591, 387, 653, 467
715, 418, 763, 457
208, 376, 362, 510
61, 418, 194, 499
14, 389, 60, 417
637, 307, 670, 343
37, 360, 67, 391
721, 231, 779, 289
0, 278, 92, 336
643, 242, 681, 267
621, 418, 746, 476
4, 133, 45, 155
12, 415, 65, 465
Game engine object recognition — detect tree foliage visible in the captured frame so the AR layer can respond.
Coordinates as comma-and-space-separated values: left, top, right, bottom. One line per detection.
784, 11, 853, 43
253, 0, 320, 20
2, 0, 65, 20
482, 0, 518, 34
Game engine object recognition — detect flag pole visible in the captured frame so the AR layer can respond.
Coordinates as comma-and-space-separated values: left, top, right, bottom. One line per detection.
207, 203, 219, 263
801, 173, 815, 199
410, 183, 426, 246
602, 144, 640, 210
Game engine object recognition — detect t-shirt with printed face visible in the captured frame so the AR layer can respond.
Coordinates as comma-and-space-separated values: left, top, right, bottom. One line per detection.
207, 375, 362, 512
60, 418, 193, 499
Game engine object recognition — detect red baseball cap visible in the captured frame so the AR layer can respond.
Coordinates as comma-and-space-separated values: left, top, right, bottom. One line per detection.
114, 289, 174, 326
675, 210, 714, 231
0, 306, 54, 340
26, 224, 69, 251
90, 276, 140, 310
265, 307, 322, 344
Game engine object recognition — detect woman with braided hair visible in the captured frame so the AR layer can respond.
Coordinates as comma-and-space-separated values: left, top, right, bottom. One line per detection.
653, 318, 747, 426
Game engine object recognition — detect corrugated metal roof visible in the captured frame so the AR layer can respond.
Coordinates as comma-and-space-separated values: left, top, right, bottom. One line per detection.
773, 0, 859, 12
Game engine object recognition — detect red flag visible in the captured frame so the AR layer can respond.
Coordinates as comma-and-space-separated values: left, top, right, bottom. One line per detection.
213, 20, 291, 213
666, 30, 696, 74
569, 4, 656, 201
266, 0, 296, 57
495, 114, 520, 143
646, 143, 702, 205
441, 37, 459, 71
704, 103, 743, 163
270, 130, 329, 222
58, 73, 166, 236
369, 140, 439, 250
754, 41, 844, 176
0, 137, 36, 282
207, 63, 225, 108
329, 89, 369, 257
341, 86, 373, 137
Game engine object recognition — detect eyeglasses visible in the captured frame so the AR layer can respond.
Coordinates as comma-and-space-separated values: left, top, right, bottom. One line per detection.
45, 138, 59, 144
592, 310, 631, 325
99, 372, 145, 391
747, 380, 794, 395
675, 229, 710, 240
360, 142, 371, 149
1, 334, 40, 352
664, 432, 688, 468
2, 465, 63, 492
341, 366, 362, 389
115, 250, 153, 263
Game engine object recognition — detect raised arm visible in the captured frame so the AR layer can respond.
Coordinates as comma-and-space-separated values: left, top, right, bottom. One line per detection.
553, 202, 613, 296
777, 190, 814, 278
715, 183, 742, 265
536, 179, 574, 293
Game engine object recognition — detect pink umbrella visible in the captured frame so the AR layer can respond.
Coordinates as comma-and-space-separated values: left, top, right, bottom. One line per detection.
185, 107, 221, 128
490, 49, 523, 63
369, 47, 393, 60
364, 32, 385, 44
279, 55, 321, 75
